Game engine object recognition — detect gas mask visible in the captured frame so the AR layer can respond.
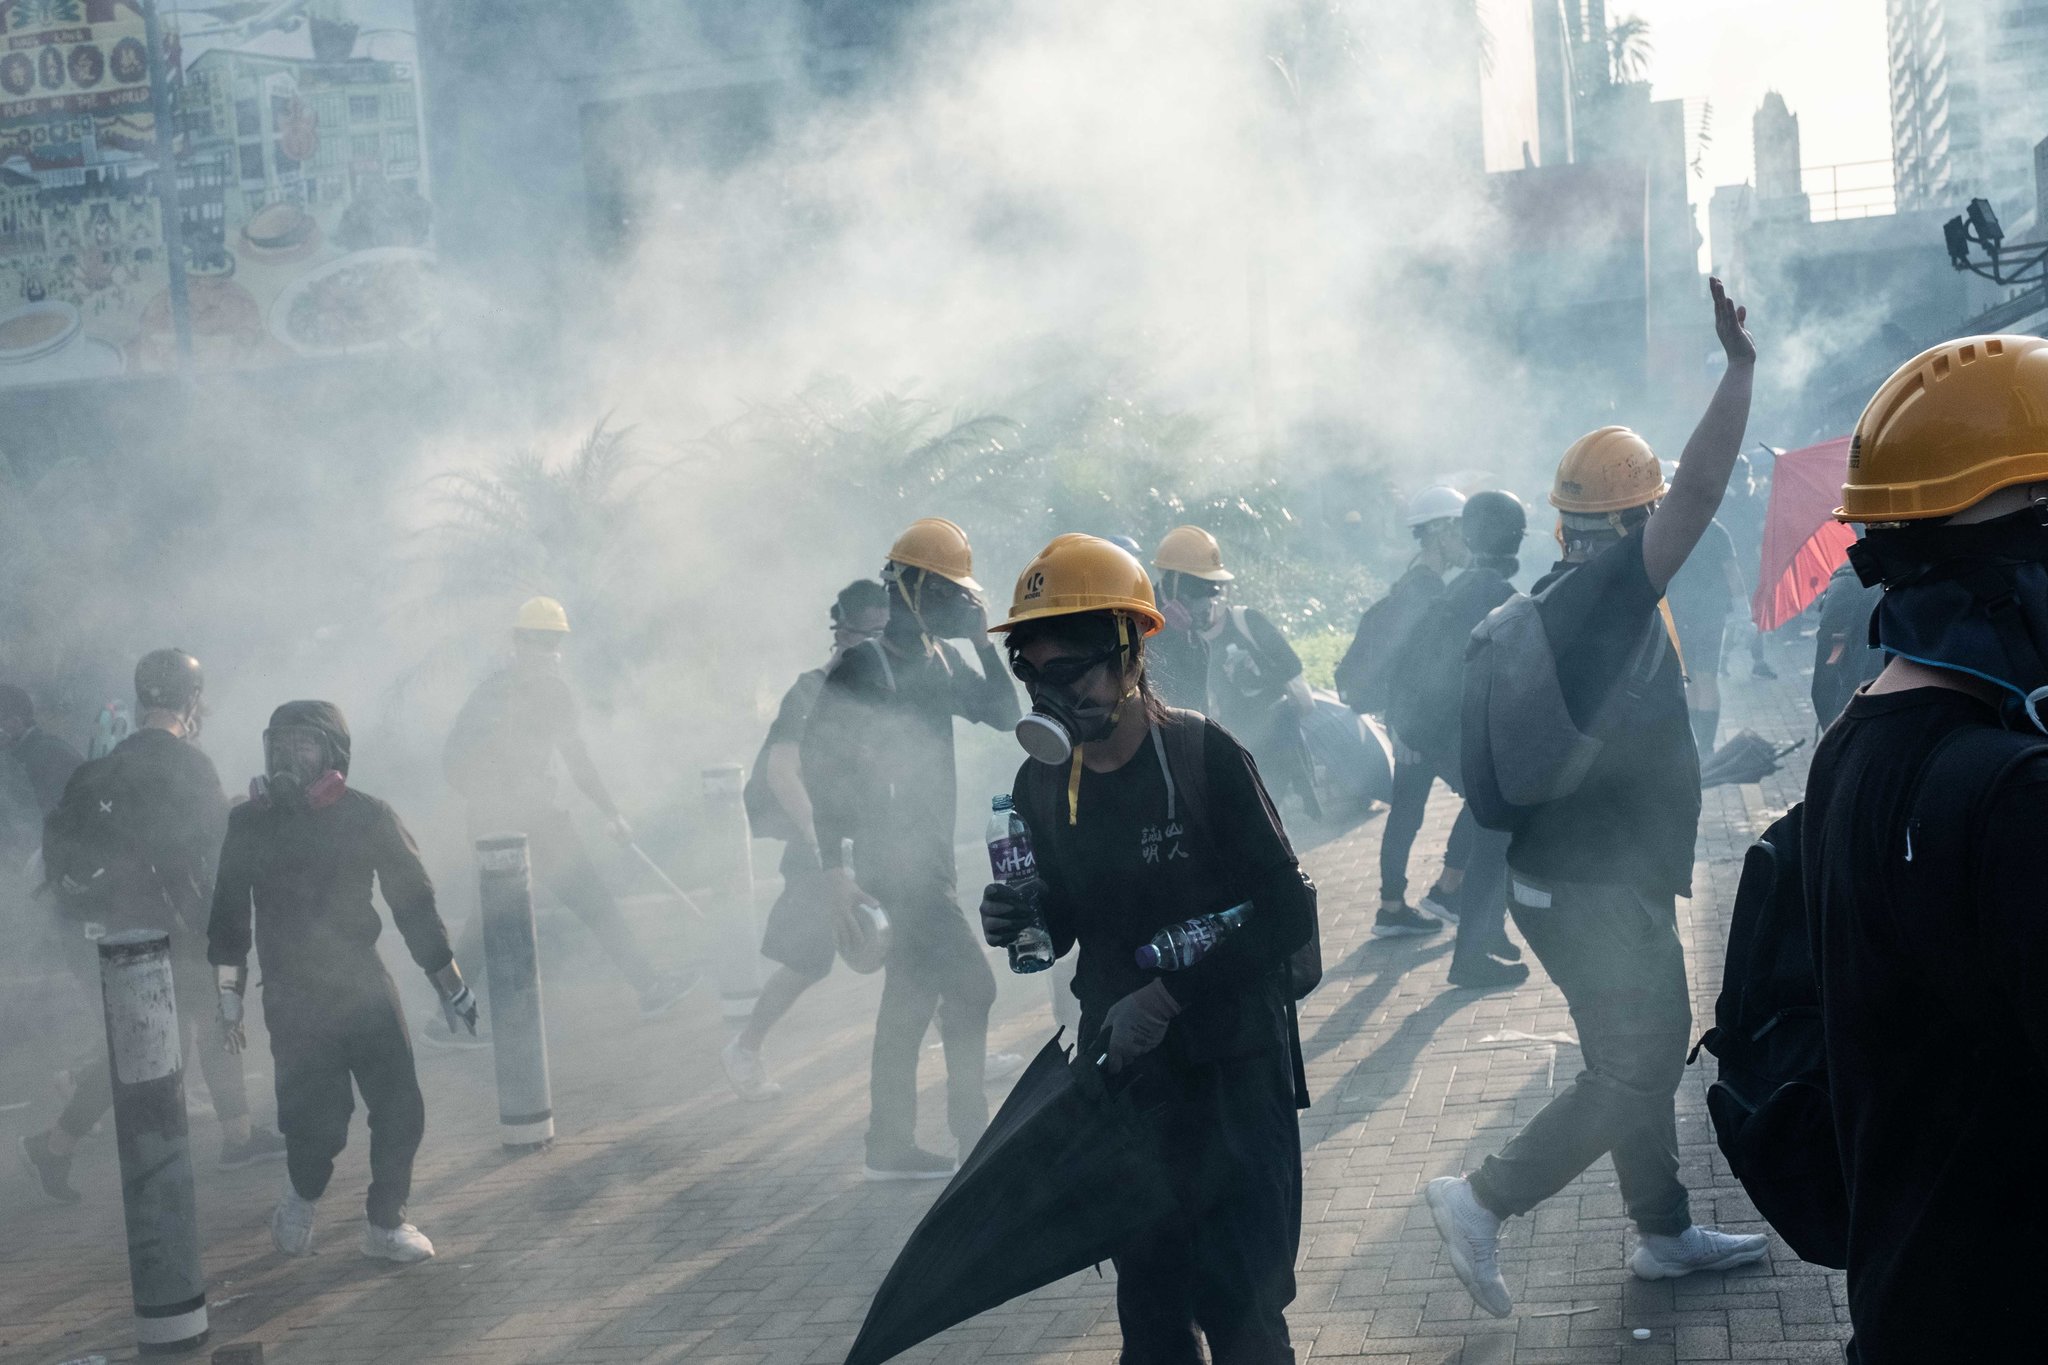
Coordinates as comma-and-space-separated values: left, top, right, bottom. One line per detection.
260, 725, 345, 809
1010, 631, 1134, 766
1853, 506, 2048, 733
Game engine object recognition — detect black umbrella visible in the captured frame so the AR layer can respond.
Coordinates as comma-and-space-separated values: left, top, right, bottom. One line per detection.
843, 1032, 1178, 1365
1700, 729, 1806, 789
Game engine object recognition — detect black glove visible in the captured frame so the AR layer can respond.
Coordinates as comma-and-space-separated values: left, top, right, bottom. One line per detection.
979, 878, 1045, 947
1100, 980, 1182, 1073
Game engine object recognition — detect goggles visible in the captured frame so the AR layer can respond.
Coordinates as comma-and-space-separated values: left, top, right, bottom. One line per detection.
1010, 644, 1121, 691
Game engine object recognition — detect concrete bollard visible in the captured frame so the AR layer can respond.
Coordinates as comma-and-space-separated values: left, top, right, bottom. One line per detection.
701, 764, 761, 1019
97, 929, 209, 1355
476, 834, 554, 1151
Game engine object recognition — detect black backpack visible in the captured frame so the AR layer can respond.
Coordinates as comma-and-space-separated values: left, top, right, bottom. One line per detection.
41, 748, 166, 924
1694, 724, 2045, 1270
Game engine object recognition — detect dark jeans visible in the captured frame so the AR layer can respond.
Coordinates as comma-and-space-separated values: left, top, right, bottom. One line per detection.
867, 895, 995, 1155
267, 970, 424, 1228
59, 932, 250, 1138
1113, 1049, 1301, 1365
1468, 874, 1692, 1235
458, 808, 654, 995
1448, 811, 1510, 972
1379, 756, 1439, 902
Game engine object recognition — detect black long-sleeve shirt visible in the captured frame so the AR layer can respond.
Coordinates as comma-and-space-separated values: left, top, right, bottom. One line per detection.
12, 725, 82, 817
800, 634, 1020, 907
1016, 713, 1314, 1066
208, 788, 453, 994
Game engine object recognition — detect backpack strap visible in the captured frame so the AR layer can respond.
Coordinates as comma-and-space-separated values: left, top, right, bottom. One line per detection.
1156, 708, 1212, 846
1903, 722, 2048, 891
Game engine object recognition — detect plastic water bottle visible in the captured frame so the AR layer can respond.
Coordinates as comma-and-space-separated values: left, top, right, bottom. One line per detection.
1135, 902, 1252, 971
987, 795, 1054, 973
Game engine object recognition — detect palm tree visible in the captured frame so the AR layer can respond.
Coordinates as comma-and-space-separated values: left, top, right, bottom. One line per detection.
1608, 14, 1654, 85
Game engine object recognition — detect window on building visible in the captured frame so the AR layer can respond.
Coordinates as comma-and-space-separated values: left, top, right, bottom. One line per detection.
352, 133, 380, 161
236, 97, 260, 137
386, 129, 418, 164
392, 89, 416, 122
350, 94, 380, 121
240, 142, 266, 180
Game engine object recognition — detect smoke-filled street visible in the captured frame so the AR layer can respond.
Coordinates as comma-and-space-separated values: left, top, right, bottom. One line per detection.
0, 664, 1843, 1364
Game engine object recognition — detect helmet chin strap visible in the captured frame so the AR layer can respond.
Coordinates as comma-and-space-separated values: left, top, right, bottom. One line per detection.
1066, 615, 1137, 825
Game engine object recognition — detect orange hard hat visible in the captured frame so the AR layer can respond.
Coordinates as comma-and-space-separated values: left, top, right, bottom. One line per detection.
885, 517, 982, 593
991, 534, 1165, 636
1550, 426, 1665, 513
1840, 334, 2048, 521
1151, 525, 1235, 582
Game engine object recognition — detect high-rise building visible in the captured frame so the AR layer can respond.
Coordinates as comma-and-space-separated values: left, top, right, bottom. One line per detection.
1753, 91, 1810, 221
1890, 0, 2048, 217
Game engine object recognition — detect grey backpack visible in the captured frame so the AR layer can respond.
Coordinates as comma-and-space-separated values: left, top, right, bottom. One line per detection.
1459, 581, 1672, 831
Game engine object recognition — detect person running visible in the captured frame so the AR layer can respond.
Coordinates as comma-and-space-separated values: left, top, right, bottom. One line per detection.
1146, 525, 1233, 714
1804, 335, 2048, 1359
21, 650, 285, 1204
440, 597, 690, 1038
1427, 279, 1768, 1316
210, 701, 475, 1264
1384, 491, 1531, 989
721, 579, 891, 1100
979, 534, 1314, 1365
1339, 486, 1468, 937
1665, 510, 1745, 752
801, 518, 1021, 1180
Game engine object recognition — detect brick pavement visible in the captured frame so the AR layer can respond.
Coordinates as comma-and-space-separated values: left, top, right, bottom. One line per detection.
0, 662, 1849, 1365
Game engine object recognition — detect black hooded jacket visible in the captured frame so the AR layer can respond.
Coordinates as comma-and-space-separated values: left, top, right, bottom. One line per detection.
208, 701, 453, 994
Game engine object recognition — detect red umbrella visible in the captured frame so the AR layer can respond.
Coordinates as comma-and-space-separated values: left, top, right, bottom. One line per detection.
1751, 437, 1857, 632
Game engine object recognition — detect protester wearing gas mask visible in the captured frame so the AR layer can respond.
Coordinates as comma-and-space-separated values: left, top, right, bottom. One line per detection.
1804, 336, 2048, 1360
978, 533, 1314, 1365
1147, 525, 1233, 714
22, 649, 285, 1207
208, 700, 473, 1266
799, 518, 1022, 1181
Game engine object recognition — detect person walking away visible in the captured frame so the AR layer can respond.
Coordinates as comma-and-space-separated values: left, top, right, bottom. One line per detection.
1665, 513, 1745, 752
979, 534, 1314, 1365
801, 518, 1021, 1179
21, 650, 284, 1204
1147, 525, 1234, 714
1719, 453, 1777, 679
1338, 486, 1468, 936
721, 580, 890, 1100
1809, 554, 1884, 729
1384, 491, 1530, 989
0, 683, 82, 821
210, 701, 475, 1264
1427, 280, 1768, 1316
440, 596, 691, 1038
1802, 335, 2048, 1360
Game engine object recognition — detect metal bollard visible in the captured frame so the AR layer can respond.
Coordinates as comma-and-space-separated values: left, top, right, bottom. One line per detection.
476, 834, 554, 1150
97, 929, 209, 1355
702, 764, 762, 1019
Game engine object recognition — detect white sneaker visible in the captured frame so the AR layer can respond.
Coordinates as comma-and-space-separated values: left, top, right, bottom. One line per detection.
720, 1036, 783, 1101
362, 1220, 436, 1264
1425, 1176, 1512, 1318
984, 1051, 1027, 1082
271, 1189, 317, 1256
1628, 1226, 1769, 1280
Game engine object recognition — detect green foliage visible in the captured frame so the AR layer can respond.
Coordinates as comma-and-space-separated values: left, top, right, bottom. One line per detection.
1290, 623, 1352, 692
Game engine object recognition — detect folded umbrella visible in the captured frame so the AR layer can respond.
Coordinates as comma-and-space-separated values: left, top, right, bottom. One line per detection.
1700, 729, 1806, 789
843, 1033, 1178, 1365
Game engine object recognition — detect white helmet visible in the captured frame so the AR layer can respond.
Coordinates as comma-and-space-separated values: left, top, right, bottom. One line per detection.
1404, 485, 1467, 528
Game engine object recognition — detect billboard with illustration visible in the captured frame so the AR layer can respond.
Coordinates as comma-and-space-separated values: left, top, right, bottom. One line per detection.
0, 0, 429, 387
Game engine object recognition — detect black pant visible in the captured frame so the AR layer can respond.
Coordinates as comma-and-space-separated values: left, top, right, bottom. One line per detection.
459, 809, 654, 995
867, 894, 995, 1155
1113, 1049, 1301, 1365
59, 932, 250, 1138
1379, 756, 1439, 902
1468, 874, 1691, 1235
267, 970, 424, 1228
1447, 808, 1510, 972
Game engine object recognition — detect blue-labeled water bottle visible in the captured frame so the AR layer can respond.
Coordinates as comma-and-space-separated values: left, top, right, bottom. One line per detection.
987, 795, 1054, 973
1135, 902, 1252, 971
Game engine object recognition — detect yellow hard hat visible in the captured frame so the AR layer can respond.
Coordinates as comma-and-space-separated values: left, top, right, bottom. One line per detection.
1550, 426, 1665, 513
515, 596, 571, 633
991, 534, 1166, 636
1151, 525, 1235, 582
1840, 335, 2048, 521
886, 517, 982, 594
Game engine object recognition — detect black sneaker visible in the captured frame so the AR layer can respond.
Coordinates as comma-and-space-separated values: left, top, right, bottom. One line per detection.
1487, 934, 1523, 962
1372, 903, 1442, 938
219, 1128, 290, 1170
862, 1146, 957, 1182
18, 1132, 80, 1204
1419, 882, 1461, 922
638, 968, 702, 1019
1448, 956, 1531, 991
